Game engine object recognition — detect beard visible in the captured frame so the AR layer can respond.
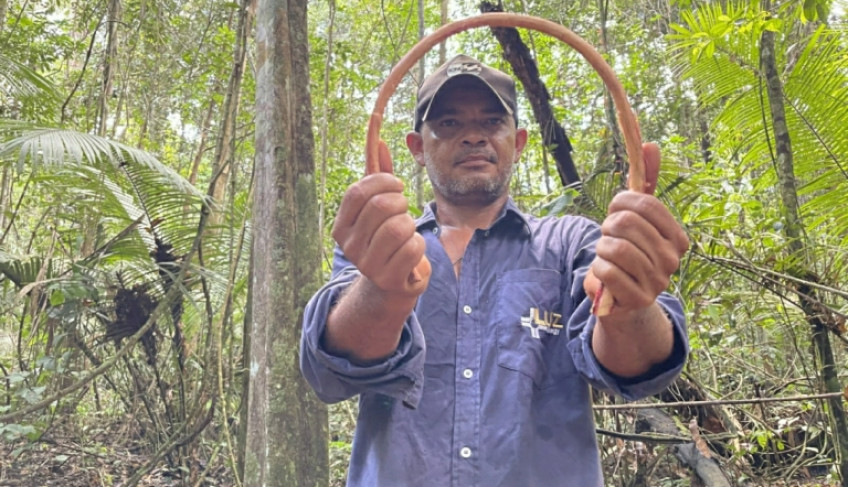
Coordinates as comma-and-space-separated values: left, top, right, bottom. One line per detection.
423, 151, 514, 205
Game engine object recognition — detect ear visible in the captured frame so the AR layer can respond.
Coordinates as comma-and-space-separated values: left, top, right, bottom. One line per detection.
513, 128, 529, 162
406, 131, 426, 167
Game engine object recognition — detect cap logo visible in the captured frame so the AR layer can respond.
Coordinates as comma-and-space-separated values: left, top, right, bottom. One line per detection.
446, 62, 482, 78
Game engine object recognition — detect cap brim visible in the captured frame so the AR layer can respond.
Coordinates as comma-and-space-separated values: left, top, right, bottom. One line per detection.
416, 75, 514, 131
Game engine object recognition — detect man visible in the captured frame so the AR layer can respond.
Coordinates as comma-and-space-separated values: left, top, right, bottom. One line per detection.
301, 54, 690, 486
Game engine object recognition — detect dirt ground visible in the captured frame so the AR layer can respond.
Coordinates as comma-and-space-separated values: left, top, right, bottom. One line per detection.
0, 429, 232, 487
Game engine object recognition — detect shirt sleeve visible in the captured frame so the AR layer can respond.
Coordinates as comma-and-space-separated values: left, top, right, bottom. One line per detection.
563, 221, 689, 401
299, 246, 426, 408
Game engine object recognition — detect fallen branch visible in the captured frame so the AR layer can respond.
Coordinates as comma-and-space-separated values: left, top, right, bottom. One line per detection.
596, 427, 737, 445
593, 391, 845, 411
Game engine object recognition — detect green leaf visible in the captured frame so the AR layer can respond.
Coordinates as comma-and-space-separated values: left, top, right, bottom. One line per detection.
763, 18, 783, 33
49, 289, 65, 306
803, 0, 818, 22
816, 3, 828, 21
17, 386, 46, 404
0, 423, 37, 441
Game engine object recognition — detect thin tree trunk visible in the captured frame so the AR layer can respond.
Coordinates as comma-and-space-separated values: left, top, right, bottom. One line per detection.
439, 0, 448, 62
111, 18, 142, 140
0, 0, 8, 34
244, 0, 328, 485
415, 0, 425, 209
237, 251, 254, 481
760, 9, 848, 486
209, 0, 251, 226
597, 0, 626, 181
85, 0, 120, 258
0, 167, 9, 233
0, 0, 9, 232
189, 99, 218, 186
98, 0, 120, 137
318, 0, 336, 246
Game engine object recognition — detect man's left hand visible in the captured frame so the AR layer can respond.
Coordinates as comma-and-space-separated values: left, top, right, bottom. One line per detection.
584, 143, 690, 314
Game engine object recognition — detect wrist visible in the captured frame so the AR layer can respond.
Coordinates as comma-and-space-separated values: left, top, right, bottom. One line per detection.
356, 275, 422, 312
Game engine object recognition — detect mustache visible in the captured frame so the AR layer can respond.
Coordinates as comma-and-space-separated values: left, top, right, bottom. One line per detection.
453, 150, 497, 165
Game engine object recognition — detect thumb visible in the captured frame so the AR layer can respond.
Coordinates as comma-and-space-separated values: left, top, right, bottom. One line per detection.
642, 142, 661, 196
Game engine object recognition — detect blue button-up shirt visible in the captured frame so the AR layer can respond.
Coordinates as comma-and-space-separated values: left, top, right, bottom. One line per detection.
301, 199, 688, 487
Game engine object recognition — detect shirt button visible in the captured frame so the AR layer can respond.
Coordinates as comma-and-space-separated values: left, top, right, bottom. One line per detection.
460, 447, 472, 458
484, 230, 490, 237
463, 369, 473, 379
463, 305, 472, 314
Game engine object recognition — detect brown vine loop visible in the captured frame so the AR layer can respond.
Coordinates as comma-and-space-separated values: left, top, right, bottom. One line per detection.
366, 13, 645, 312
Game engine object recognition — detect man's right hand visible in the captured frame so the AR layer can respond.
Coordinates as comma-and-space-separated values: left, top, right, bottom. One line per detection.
331, 141, 431, 298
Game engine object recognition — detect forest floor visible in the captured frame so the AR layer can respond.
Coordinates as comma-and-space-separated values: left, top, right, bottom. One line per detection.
0, 423, 233, 487
0, 421, 840, 487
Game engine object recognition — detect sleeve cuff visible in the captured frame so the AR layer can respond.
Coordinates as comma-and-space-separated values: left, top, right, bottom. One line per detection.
569, 294, 688, 401
300, 273, 426, 408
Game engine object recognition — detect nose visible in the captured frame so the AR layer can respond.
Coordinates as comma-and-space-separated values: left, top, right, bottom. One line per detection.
461, 122, 488, 147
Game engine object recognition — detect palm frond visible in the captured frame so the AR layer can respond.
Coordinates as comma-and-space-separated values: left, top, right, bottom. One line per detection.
0, 54, 61, 102
0, 128, 204, 199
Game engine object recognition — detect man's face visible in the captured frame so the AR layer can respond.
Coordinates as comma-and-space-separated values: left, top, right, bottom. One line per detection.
406, 78, 528, 207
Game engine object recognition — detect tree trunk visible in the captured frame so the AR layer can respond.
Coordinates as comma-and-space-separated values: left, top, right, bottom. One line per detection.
480, 1, 580, 188
0, 0, 8, 34
318, 0, 335, 246
237, 252, 254, 481
439, 0, 448, 62
97, 0, 120, 137
188, 99, 217, 187
85, 0, 120, 258
209, 0, 251, 226
243, 0, 328, 485
0, 0, 14, 229
759, 9, 848, 486
597, 0, 626, 181
415, 0, 425, 209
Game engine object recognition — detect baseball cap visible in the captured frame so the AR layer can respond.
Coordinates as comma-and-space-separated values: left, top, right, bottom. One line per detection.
414, 54, 518, 131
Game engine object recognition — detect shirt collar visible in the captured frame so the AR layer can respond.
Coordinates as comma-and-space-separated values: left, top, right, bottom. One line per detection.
415, 198, 531, 236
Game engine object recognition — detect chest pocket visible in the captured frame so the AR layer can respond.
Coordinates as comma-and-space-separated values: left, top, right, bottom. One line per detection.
495, 268, 571, 389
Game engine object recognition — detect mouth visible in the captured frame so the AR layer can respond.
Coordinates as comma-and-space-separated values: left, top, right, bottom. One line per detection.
456, 153, 495, 166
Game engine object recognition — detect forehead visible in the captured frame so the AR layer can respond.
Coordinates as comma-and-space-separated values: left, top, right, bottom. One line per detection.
427, 78, 506, 117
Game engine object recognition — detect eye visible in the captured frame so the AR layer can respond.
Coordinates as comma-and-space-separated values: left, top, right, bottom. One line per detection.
439, 119, 459, 127
485, 117, 504, 127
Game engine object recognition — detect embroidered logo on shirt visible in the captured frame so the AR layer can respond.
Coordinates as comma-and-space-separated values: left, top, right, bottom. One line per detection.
520, 307, 563, 339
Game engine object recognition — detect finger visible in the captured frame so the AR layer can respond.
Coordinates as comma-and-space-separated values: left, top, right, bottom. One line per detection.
386, 233, 428, 288
642, 142, 660, 196
583, 267, 602, 302
590, 256, 656, 310
335, 193, 410, 264
378, 139, 394, 175
600, 209, 681, 275
409, 254, 432, 288
332, 174, 404, 235
595, 235, 672, 296
608, 193, 689, 256
360, 222, 426, 290
357, 193, 411, 247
